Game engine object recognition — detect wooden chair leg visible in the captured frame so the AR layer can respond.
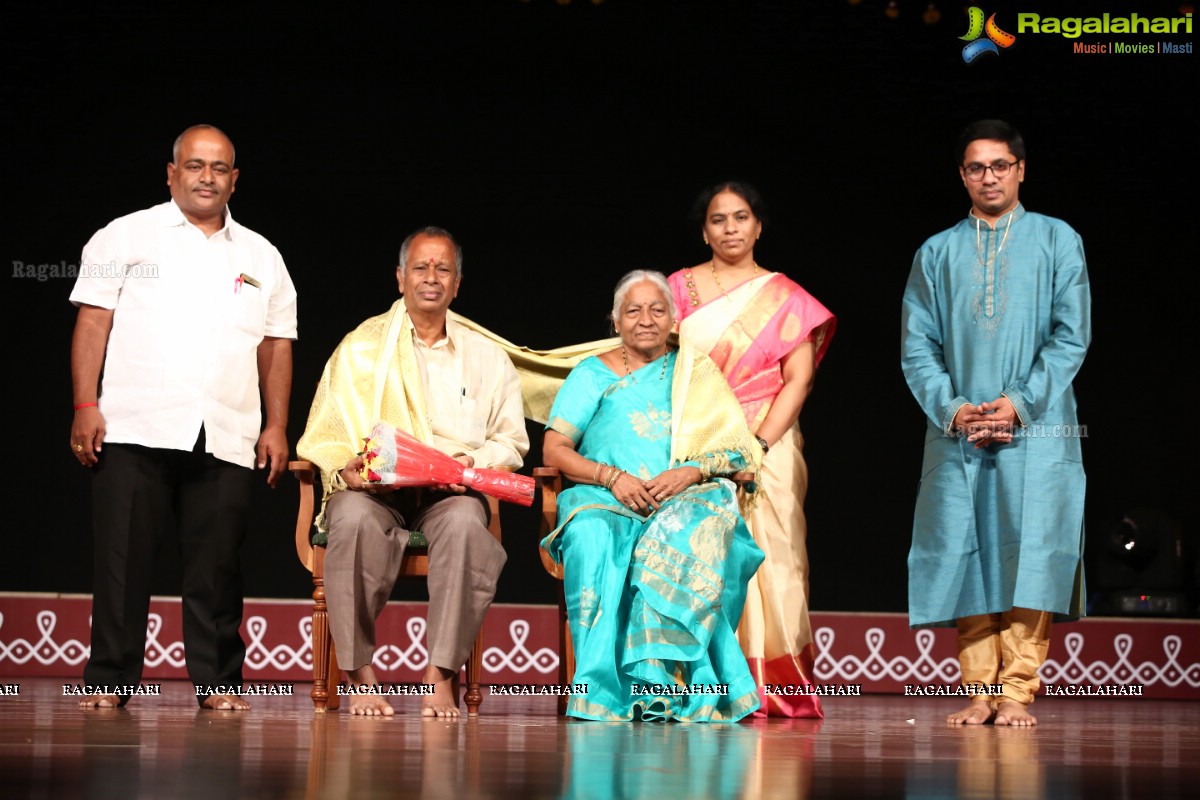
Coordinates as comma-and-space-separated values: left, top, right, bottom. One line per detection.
311, 578, 332, 712
565, 622, 575, 684
327, 640, 340, 711
464, 627, 485, 715
558, 583, 574, 716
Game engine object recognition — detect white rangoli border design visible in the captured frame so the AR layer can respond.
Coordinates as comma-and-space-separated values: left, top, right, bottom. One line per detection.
2, 611, 1196, 687
812, 626, 1200, 687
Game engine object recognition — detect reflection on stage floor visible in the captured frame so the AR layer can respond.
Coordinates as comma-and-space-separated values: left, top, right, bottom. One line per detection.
1, 679, 1196, 799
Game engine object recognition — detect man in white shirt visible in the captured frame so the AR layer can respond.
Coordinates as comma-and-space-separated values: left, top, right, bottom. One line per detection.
296, 227, 528, 718
69, 124, 298, 711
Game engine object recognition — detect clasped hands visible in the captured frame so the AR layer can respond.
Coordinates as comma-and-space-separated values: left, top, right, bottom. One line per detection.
953, 397, 1017, 449
341, 454, 474, 495
609, 466, 703, 514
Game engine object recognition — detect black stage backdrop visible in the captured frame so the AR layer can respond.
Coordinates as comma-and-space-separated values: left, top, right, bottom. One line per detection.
3, 1, 1193, 613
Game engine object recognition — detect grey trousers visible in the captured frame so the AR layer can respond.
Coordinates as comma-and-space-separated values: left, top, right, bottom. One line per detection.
323, 489, 507, 672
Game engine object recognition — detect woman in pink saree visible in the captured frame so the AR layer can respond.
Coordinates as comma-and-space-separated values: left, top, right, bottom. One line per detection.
668, 182, 835, 718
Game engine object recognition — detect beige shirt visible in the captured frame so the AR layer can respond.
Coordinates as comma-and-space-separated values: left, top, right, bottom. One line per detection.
411, 316, 528, 468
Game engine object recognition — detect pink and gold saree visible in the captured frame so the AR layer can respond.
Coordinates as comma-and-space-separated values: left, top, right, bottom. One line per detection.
669, 270, 835, 717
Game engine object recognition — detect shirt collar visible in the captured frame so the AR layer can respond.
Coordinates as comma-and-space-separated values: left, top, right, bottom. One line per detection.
411, 313, 460, 353
968, 202, 1024, 231
159, 199, 237, 240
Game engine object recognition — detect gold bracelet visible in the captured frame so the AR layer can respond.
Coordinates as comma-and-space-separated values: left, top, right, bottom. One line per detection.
606, 468, 622, 490
593, 461, 607, 485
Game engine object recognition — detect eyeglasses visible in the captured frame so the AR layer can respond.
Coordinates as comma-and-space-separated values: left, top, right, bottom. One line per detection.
962, 160, 1020, 181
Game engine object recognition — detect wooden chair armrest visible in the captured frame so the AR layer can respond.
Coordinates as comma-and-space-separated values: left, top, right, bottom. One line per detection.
533, 467, 561, 535
483, 465, 515, 543
290, 460, 316, 572
533, 467, 564, 579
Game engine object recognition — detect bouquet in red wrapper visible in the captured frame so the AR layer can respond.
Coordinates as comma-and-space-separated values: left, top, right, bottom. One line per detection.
359, 421, 534, 507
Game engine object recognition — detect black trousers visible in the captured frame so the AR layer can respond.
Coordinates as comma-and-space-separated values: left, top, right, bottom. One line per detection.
83, 430, 254, 704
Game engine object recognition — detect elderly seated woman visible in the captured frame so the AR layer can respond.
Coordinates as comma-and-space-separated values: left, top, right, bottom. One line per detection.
541, 269, 765, 722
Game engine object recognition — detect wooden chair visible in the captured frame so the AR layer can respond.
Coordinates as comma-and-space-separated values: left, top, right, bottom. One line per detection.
533, 467, 573, 715
533, 466, 753, 715
290, 460, 506, 715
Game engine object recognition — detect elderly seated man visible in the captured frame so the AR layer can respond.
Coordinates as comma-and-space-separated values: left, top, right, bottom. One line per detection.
297, 227, 528, 718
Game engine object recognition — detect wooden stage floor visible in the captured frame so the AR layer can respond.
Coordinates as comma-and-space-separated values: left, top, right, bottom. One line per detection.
1, 679, 1196, 799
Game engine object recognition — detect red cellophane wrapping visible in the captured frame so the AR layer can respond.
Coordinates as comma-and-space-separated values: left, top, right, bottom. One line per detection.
359, 421, 534, 507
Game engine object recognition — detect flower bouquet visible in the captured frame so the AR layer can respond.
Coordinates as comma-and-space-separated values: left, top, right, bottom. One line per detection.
359, 421, 535, 507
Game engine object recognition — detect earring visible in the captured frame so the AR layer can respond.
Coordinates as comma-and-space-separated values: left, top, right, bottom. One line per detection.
703, 234, 709, 246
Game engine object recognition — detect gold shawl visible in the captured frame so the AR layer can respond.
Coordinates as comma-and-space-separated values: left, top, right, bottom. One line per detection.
296, 303, 756, 528
542, 343, 762, 553
449, 311, 616, 425
450, 318, 757, 466
296, 300, 433, 529
669, 344, 763, 483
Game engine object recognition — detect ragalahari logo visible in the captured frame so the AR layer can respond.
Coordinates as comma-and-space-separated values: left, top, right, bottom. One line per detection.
960, 7, 1017, 62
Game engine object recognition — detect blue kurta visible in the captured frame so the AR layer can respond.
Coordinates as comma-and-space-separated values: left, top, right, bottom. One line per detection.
901, 205, 1090, 628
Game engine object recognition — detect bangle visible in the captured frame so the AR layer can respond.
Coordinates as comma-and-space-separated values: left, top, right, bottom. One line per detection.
606, 468, 623, 490
74, 401, 98, 410
756, 436, 769, 454
593, 461, 608, 485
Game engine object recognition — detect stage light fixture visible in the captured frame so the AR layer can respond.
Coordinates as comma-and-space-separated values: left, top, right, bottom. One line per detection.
1091, 508, 1194, 617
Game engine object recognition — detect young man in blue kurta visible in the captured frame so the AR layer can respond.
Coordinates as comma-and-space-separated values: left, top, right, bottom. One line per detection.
901, 120, 1090, 727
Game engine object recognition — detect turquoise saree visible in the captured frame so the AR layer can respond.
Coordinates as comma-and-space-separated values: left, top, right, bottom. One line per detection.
542, 349, 764, 722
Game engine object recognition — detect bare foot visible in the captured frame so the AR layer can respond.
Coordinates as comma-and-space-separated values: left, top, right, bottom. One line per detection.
421, 665, 460, 719
201, 693, 251, 711
946, 697, 995, 725
994, 700, 1037, 727
79, 695, 121, 709
346, 664, 395, 717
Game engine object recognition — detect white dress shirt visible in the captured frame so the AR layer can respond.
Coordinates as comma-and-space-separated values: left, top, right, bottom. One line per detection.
70, 200, 298, 468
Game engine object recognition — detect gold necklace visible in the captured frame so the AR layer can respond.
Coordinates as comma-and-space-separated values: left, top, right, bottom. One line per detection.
621, 346, 669, 381
711, 260, 759, 299
974, 211, 1015, 267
